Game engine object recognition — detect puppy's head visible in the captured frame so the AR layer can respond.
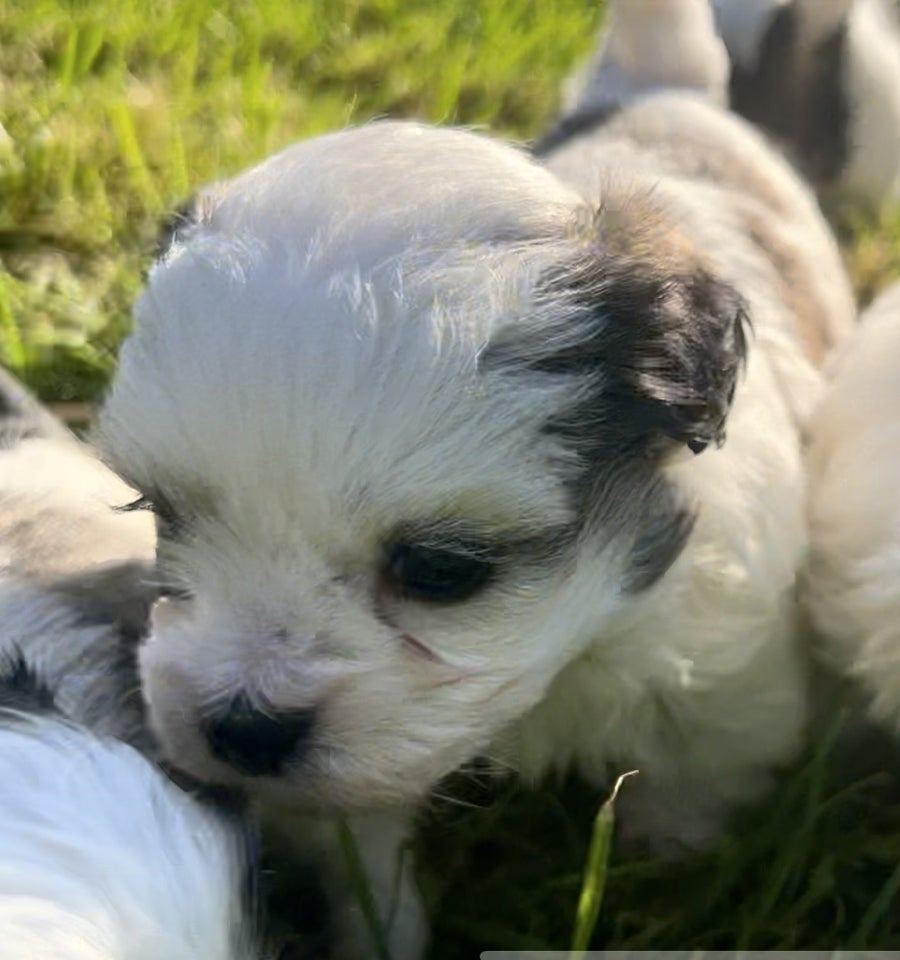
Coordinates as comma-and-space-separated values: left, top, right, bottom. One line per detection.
97, 122, 746, 808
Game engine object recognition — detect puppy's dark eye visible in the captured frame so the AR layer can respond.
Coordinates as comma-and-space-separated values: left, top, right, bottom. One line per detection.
118, 494, 186, 542
384, 543, 493, 603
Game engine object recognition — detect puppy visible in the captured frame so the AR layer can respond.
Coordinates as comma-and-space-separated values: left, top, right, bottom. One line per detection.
0, 368, 155, 745
804, 283, 900, 733
712, 0, 900, 207
96, 1, 855, 955
0, 655, 258, 960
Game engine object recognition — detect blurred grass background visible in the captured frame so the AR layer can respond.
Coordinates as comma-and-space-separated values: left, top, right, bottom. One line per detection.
4, 1, 900, 956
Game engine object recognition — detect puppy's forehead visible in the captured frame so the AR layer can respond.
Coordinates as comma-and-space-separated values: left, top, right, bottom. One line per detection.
99, 124, 590, 537
198, 121, 586, 265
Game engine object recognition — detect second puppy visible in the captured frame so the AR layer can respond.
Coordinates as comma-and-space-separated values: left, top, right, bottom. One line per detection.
805, 283, 900, 733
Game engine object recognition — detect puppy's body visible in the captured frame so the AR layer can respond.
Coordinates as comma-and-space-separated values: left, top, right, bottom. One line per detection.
804, 283, 900, 732
97, 1, 855, 954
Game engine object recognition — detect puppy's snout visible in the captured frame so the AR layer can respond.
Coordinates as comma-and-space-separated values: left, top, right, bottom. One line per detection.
202, 694, 315, 777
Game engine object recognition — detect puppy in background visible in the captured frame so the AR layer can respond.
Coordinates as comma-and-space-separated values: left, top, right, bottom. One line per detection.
0, 368, 155, 744
712, 0, 900, 208
804, 284, 900, 734
96, 0, 856, 955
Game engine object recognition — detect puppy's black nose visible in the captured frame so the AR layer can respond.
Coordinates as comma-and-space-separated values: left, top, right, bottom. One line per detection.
203, 694, 315, 777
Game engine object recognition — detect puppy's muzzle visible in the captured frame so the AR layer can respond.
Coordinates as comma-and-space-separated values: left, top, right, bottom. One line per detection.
202, 693, 315, 777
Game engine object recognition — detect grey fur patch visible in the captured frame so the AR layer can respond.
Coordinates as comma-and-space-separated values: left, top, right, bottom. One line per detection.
532, 101, 623, 158
0, 368, 68, 449
48, 560, 157, 647
42, 560, 158, 749
621, 475, 697, 593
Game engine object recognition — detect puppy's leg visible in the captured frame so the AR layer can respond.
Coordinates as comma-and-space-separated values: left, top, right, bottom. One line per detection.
713, 0, 900, 206
266, 808, 426, 960
805, 284, 900, 735
336, 810, 427, 960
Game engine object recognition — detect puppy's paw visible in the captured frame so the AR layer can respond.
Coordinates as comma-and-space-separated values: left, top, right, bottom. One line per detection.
332, 811, 428, 960
265, 808, 428, 960
613, 774, 730, 857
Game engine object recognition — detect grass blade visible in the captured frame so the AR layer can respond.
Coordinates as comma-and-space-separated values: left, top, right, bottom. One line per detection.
570, 770, 637, 955
337, 818, 395, 960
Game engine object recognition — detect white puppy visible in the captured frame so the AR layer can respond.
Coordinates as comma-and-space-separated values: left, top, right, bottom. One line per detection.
0, 659, 257, 960
805, 283, 900, 733
712, 0, 900, 207
96, 1, 855, 955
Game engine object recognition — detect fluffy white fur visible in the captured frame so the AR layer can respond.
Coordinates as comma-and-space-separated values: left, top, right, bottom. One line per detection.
841, 0, 900, 203
804, 283, 900, 732
96, 2, 859, 956
0, 708, 254, 960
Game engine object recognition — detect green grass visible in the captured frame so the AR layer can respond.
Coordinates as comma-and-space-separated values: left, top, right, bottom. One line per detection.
419, 703, 900, 957
5, 1, 900, 956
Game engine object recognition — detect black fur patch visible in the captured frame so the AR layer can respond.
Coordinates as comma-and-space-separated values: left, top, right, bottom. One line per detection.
154, 196, 199, 261
483, 259, 749, 462
482, 254, 747, 591
0, 651, 58, 717
532, 101, 623, 158
729, 1, 851, 183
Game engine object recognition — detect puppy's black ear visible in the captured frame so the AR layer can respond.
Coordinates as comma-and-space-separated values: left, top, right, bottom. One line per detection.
153, 187, 221, 262
154, 196, 200, 262
483, 255, 750, 462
